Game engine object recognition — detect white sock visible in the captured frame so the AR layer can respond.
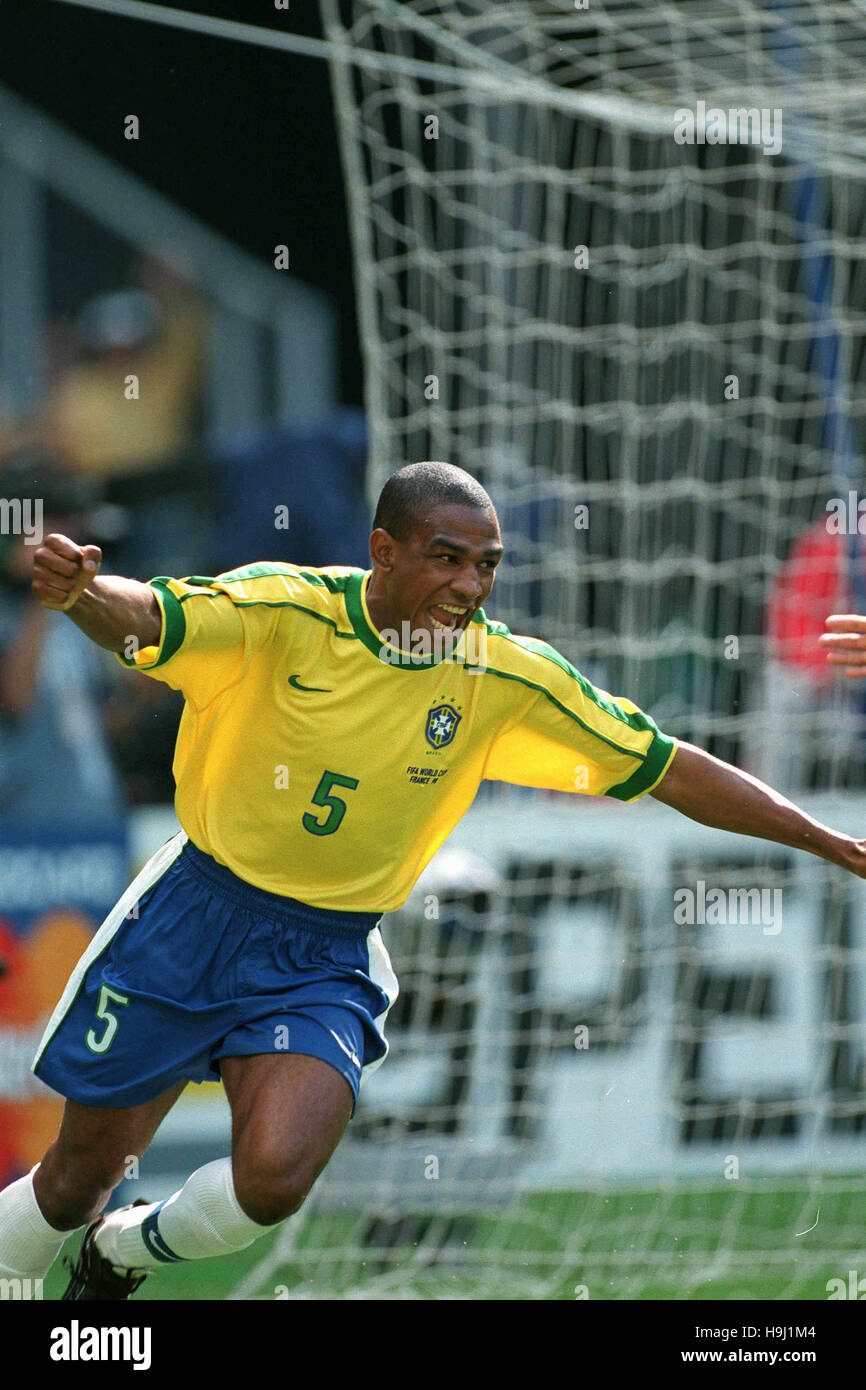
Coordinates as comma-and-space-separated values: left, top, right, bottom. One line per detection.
0, 1165, 80, 1279
94, 1158, 278, 1271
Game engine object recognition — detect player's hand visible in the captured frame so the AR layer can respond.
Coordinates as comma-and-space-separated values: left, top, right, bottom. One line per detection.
819, 614, 866, 677
844, 838, 866, 878
31, 533, 102, 612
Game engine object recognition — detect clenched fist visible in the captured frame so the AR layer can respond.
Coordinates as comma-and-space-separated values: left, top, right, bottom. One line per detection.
32, 533, 103, 612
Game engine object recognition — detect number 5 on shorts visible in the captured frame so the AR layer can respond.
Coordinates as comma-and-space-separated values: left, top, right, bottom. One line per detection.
86, 984, 130, 1054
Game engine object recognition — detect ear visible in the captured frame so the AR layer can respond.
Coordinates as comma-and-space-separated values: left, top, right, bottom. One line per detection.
369, 527, 397, 571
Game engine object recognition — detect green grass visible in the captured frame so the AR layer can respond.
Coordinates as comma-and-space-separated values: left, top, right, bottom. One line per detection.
43, 1183, 865, 1300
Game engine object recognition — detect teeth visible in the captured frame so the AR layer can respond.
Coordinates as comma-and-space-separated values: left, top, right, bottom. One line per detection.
430, 603, 470, 632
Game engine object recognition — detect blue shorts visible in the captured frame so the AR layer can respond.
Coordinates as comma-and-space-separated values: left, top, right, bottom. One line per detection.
32, 832, 399, 1112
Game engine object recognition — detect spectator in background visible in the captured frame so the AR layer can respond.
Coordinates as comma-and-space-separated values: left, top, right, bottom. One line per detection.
0, 453, 125, 828
209, 408, 370, 573
38, 259, 210, 581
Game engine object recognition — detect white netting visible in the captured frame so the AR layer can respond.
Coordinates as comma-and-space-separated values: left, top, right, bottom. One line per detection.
321, 0, 866, 779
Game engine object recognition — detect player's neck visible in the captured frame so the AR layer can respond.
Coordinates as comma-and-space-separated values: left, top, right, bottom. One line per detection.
363, 571, 394, 636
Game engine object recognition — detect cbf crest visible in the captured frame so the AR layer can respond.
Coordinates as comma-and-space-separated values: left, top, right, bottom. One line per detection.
425, 702, 461, 749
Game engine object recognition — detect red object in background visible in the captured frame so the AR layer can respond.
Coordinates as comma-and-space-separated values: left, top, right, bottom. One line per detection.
768, 519, 854, 688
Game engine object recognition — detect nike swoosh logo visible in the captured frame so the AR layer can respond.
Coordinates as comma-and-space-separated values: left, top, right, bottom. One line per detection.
288, 674, 332, 693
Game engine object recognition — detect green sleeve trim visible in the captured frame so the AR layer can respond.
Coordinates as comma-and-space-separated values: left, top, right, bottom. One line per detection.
604, 733, 678, 802
150, 579, 187, 665
115, 578, 186, 670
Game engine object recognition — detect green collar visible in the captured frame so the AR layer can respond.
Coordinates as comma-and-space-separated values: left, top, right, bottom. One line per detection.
345, 570, 485, 670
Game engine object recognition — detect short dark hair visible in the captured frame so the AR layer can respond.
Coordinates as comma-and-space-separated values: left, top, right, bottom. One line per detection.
373, 461, 494, 541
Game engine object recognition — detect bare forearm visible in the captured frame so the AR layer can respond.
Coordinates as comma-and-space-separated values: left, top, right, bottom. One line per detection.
65, 576, 161, 653
650, 741, 866, 876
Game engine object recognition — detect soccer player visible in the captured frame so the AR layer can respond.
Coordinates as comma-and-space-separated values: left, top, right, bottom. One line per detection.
1, 461, 865, 1300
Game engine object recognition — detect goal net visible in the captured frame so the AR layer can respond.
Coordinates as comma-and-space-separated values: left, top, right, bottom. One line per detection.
231, 0, 866, 1299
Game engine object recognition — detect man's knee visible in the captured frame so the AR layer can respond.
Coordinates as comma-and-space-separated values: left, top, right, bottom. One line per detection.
34, 1142, 126, 1231
231, 1152, 318, 1227
224, 1053, 354, 1226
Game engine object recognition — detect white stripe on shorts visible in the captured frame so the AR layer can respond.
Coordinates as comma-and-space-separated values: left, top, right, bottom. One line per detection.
361, 925, 400, 1078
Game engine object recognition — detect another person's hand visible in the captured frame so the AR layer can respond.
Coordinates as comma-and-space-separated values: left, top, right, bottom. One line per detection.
31, 533, 102, 612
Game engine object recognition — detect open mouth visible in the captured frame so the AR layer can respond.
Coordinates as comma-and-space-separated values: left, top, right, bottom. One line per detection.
429, 603, 471, 632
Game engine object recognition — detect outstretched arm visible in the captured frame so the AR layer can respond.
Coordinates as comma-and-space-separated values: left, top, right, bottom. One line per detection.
650, 741, 866, 877
31, 533, 161, 653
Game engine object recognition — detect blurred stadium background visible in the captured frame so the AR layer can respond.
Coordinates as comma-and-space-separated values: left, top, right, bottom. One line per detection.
2, 0, 866, 1299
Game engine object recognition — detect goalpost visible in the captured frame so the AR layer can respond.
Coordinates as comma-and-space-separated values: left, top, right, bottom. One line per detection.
232, 0, 866, 1300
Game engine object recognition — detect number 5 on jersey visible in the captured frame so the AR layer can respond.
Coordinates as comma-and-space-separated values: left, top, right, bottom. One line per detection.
302, 770, 359, 837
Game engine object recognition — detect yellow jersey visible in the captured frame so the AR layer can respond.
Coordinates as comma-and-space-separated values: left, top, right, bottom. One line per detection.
119, 563, 677, 911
